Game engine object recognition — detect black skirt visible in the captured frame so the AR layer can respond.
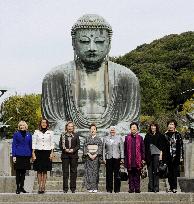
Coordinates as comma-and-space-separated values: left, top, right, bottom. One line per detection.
33, 150, 52, 171
14, 156, 31, 170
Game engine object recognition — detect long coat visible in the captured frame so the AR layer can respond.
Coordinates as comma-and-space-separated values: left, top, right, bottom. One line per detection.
124, 133, 145, 170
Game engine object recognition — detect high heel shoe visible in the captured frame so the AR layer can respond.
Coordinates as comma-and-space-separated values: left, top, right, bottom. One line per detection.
20, 188, 28, 193
41, 186, 45, 194
172, 189, 177, 193
16, 189, 20, 194
38, 186, 43, 194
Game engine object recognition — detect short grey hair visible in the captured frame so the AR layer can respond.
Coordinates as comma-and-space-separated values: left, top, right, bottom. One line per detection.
109, 126, 116, 131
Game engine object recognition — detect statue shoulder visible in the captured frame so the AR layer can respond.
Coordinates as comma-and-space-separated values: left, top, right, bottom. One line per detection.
43, 61, 76, 81
108, 61, 138, 81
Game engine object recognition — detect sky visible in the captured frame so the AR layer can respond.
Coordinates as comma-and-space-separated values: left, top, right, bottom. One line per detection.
0, 0, 194, 95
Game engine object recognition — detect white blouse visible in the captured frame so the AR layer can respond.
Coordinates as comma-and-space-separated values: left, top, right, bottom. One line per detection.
32, 130, 55, 150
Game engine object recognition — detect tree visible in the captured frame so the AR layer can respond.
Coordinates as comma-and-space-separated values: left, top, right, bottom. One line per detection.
0, 94, 41, 138
113, 31, 194, 119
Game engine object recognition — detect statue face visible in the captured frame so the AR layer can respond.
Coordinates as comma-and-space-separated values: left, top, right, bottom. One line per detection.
74, 29, 110, 65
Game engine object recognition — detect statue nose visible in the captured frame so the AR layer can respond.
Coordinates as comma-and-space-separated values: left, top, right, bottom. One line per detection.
89, 41, 97, 51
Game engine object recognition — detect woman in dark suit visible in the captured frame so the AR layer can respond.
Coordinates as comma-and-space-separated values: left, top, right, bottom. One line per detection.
12, 121, 32, 194
144, 122, 165, 192
59, 121, 80, 193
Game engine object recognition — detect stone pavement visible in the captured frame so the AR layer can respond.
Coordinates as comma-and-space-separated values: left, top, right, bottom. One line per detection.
0, 192, 193, 204
0, 176, 192, 204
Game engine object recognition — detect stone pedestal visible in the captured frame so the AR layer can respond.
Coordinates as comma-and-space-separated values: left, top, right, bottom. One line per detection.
0, 140, 11, 176
183, 142, 194, 178
178, 141, 194, 192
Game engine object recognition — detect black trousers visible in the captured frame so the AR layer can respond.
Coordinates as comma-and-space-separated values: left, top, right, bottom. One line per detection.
147, 155, 159, 192
106, 158, 121, 192
62, 158, 78, 191
167, 158, 179, 190
16, 169, 26, 189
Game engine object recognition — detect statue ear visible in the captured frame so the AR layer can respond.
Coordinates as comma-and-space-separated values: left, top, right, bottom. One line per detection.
72, 39, 76, 50
108, 43, 111, 53
72, 39, 79, 60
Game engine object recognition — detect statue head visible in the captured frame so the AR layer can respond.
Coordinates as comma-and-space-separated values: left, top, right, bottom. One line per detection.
71, 14, 113, 68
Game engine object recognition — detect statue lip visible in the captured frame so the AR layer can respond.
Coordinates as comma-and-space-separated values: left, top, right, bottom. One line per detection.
88, 53, 97, 57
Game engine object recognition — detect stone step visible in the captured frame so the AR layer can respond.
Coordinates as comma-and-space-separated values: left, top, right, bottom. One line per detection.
33, 178, 167, 192
32, 187, 166, 193
0, 192, 191, 203
35, 177, 106, 181
34, 180, 161, 185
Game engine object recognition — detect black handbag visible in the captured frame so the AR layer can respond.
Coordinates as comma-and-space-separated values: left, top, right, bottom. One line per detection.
158, 161, 168, 179
118, 167, 128, 181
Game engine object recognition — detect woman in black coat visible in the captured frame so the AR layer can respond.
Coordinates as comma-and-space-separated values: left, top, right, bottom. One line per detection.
163, 119, 184, 193
144, 122, 166, 192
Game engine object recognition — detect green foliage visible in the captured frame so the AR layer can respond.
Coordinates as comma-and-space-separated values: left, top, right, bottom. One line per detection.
180, 94, 194, 116
0, 94, 41, 138
140, 115, 155, 132
113, 31, 194, 122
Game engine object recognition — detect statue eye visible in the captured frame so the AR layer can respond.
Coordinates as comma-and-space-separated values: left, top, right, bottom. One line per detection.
79, 37, 90, 43
95, 38, 105, 43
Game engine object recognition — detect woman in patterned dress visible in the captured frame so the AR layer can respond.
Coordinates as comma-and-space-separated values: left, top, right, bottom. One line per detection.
83, 123, 103, 193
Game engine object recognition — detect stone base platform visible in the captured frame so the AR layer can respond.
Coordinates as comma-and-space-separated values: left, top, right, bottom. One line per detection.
178, 177, 194, 192
0, 192, 193, 204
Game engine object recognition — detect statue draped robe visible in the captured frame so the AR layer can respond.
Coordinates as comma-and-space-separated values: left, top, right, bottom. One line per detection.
42, 60, 140, 134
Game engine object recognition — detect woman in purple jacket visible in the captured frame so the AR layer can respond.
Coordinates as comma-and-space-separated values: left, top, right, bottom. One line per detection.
124, 122, 145, 193
12, 121, 32, 194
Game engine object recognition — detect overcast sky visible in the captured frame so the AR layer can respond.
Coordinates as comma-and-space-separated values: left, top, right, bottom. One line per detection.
0, 0, 194, 95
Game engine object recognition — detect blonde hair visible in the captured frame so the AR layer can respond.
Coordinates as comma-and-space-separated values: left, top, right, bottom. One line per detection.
18, 120, 28, 130
65, 121, 75, 133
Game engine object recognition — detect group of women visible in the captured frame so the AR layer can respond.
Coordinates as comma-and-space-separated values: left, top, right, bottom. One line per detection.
12, 119, 183, 194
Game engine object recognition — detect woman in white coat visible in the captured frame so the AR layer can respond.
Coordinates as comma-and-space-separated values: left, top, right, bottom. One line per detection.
32, 119, 54, 194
